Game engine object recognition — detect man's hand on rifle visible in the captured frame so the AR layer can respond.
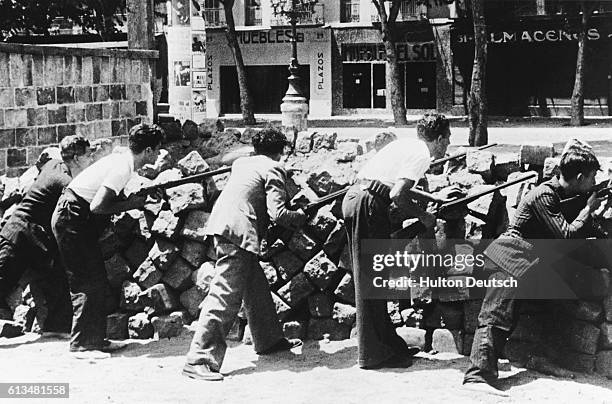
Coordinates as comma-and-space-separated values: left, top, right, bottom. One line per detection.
434, 185, 465, 202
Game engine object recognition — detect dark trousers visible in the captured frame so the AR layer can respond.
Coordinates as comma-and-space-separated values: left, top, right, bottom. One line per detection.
342, 184, 410, 368
464, 269, 520, 384
52, 189, 109, 351
186, 235, 284, 371
0, 235, 71, 333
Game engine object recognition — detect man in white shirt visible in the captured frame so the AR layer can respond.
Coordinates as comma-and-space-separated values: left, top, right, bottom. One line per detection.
342, 114, 452, 369
51, 123, 164, 359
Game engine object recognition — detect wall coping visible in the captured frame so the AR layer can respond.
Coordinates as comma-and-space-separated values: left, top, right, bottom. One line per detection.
0, 42, 158, 59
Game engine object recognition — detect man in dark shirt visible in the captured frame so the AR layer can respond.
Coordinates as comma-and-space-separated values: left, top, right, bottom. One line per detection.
462, 148, 604, 396
0, 136, 93, 334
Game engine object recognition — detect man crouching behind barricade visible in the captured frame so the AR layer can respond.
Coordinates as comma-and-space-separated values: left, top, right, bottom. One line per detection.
462, 146, 606, 396
342, 114, 455, 370
0, 136, 94, 336
182, 127, 308, 381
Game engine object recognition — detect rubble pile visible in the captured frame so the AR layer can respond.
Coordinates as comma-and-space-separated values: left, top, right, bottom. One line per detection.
0, 126, 610, 379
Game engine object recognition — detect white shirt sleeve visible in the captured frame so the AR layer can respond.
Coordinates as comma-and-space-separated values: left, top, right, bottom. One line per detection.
101, 159, 132, 195
394, 152, 431, 183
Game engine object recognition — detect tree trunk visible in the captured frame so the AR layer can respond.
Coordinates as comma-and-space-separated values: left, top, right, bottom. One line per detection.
222, 1, 256, 125
372, 0, 407, 125
468, 0, 488, 146
570, 1, 590, 127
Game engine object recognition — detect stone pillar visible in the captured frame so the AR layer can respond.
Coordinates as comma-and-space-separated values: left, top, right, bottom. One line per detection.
433, 24, 454, 114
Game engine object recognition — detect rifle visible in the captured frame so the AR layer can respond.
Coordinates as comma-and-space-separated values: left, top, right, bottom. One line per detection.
559, 180, 612, 205
429, 143, 497, 168
136, 166, 232, 196
390, 172, 538, 239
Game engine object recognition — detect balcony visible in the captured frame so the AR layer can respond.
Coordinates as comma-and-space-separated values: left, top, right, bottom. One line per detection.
270, 3, 325, 26
341, 2, 360, 22
371, 1, 427, 22
246, 5, 263, 26
202, 7, 226, 27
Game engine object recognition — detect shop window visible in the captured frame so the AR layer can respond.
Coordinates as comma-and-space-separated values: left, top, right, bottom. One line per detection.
341, 0, 360, 22
245, 0, 262, 26
343, 64, 372, 108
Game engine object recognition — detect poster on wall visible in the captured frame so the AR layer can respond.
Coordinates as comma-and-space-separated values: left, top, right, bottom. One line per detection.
192, 32, 206, 68
192, 90, 207, 121
192, 70, 206, 88
191, 0, 205, 30
174, 61, 191, 86
171, 0, 191, 26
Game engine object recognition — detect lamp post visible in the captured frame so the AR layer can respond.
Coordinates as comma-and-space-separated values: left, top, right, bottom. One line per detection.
271, 0, 318, 134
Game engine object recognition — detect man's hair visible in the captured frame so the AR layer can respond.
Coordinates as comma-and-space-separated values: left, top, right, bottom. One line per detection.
416, 113, 450, 142
59, 135, 90, 162
128, 123, 165, 154
252, 127, 289, 155
559, 148, 600, 180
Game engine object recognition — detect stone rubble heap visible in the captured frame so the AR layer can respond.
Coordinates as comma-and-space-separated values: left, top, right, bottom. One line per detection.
0, 124, 610, 379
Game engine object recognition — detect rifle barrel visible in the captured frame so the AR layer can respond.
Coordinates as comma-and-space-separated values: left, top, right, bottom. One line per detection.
304, 188, 349, 212
141, 166, 232, 193
440, 172, 538, 211
430, 143, 498, 167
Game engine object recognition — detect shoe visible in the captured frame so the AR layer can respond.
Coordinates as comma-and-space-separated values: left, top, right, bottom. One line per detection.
182, 363, 224, 381
100, 340, 127, 353
404, 346, 420, 357
362, 355, 413, 370
462, 382, 509, 397
256, 338, 303, 355
71, 350, 111, 360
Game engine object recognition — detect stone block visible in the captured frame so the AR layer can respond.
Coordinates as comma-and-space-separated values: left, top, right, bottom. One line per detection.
288, 230, 319, 262
573, 300, 603, 322
303, 251, 340, 291
396, 326, 427, 350
123, 238, 149, 270
271, 292, 291, 321
312, 131, 337, 151
177, 150, 209, 176
128, 312, 154, 339
333, 273, 355, 305
595, 350, 612, 379
133, 257, 163, 289
271, 250, 303, 281
466, 150, 495, 176
181, 240, 208, 268
565, 320, 601, 355
295, 131, 314, 153
179, 210, 209, 243
260, 261, 278, 286
332, 302, 356, 327
166, 183, 206, 214
305, 205, 337, 242
15, 128, 36, 148
306, 166, 350, 197
192, 261, 215, 293
600, 322, 612, 349
27, 107, 47, 126
151, 311, 187, 339
335, 141, 362, 162
56, 86, 75, 104
432, 329, 463, 354
308, 293, 332, 318
5, 109, 27, 128
448, 170, 486, 189
162, 257, 194, 292
307, 318, 351, 341
12, 304, 35, 331
148, 240, 180, 271
180, 287, 207, 317
519, 143, 555, 166
151, 210, 181, 239
283, 321, 306, 340
120, 281, 145, 312
0, 319, 24, 338
322, 222, 346, 262
543, 157, 561, 179
104, 253, 133, 288
139, 284, 179, 316
510, 313, 546, 343
425, 173, 450, 192
109, 84, 126, 100
14, 87, 36, 107
106, 313, 129, 340
277, 273, 315, 307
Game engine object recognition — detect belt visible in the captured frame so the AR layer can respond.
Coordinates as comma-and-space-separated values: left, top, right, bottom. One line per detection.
356, 179, 392, 204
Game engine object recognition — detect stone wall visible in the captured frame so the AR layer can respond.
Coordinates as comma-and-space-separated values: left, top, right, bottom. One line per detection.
0, 43, 158, 176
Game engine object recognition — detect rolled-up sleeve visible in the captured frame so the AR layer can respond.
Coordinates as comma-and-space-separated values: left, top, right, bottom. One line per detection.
265, 165, 307, 230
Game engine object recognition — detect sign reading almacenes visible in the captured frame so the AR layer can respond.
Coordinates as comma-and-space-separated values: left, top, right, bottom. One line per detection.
456, 28, 607, 44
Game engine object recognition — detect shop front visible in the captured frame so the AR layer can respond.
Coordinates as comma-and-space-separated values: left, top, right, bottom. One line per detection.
451, 16, 612, 116
205, 27, 332, 118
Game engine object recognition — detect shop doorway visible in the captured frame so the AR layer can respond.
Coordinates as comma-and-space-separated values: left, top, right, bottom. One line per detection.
404, 62, 436, 109
220, 65, 310, 114
343, 63, 371, 108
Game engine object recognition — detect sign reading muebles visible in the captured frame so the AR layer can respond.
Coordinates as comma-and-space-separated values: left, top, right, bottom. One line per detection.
342, 43, 436, 62
456, 28, 607, 44
236, 29, 305, 45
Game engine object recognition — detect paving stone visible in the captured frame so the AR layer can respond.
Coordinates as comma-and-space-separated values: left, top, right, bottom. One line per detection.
106, 313, 129, 339
332, 302, 356, 327
466, 150, 495, 176
181, 240, 208, 268
120, 281, 145, 312
305, 205, 337, 242
139, 284, 179, 316
271, 292, 291, 321
151, 311, 187, 339
432, 329, 463, 354
333, 273, 355, 305
312, 131, 337, 151
177, 150, 209, 176
277, 273, 315, 307
133, 257, 163, 290
180, 210, 210, 242
303, 251, 340, 291
307, 318, 351, 341
0, 319, 24, 338
260, 261, 278, 286
271, 250, 303, 281
148, 240, 180, 271
104, 253, 133, 288
283, 321, 306, 340
287, 230, 319, 262
162, 257, 194, 292
123, 238, 149, 270
295, 131, 314, 153
128, 312, 154, 339
151, 210, 182, 239
180, 286, 207, 317
166, 183, 206, 214
308, 293, 332, 318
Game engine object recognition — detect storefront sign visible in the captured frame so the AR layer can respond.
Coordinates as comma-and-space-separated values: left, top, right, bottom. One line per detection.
342, 43, 436, 63
206, 55, 214, 91
237, 29, 305, 45
315, 51, 325, 94
456, 28, 605, 44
